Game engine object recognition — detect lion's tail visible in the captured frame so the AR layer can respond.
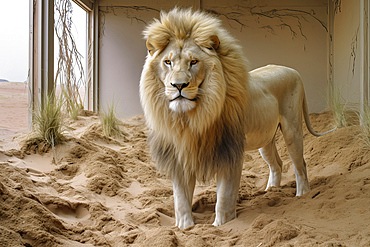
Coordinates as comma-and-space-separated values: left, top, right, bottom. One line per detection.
303, 95, 336, 137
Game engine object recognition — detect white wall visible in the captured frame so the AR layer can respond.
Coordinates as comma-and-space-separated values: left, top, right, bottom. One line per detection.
99, 7, 157, 117
332, 0, 362, 105
98, 2, 197, 117
205, 0, 329, 113
99, 0, 330, 116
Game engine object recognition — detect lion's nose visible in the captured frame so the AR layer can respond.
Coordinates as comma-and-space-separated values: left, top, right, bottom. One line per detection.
171, 82, 189, 91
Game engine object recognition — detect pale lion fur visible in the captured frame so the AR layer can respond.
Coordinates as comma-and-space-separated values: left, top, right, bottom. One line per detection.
140, 8, 335, 229
140, 8, 249, 183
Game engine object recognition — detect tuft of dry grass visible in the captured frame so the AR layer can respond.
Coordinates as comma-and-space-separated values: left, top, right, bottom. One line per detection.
61, 87, 83, 120
327, 85, 348, 128
359, 105, 370, 149
31, 93, 65, 146
100, 102, 126, 138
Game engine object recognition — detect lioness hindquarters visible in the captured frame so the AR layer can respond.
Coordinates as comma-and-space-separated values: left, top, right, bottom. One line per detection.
250, 65, 313, 196
280, 115, 310, 196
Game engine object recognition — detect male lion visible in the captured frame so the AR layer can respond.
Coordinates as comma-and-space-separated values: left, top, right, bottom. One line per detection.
140, 8, 333, 230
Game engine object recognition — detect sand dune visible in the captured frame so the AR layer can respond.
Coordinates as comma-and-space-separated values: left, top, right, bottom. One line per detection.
0, 82, 370, 246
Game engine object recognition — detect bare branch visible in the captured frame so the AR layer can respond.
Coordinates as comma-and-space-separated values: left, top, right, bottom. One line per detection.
54, 0, 85, 111
100, 6, 160, 25
332, 0, 342, 14
350, 27, 359, 76
207, 4, 327, 39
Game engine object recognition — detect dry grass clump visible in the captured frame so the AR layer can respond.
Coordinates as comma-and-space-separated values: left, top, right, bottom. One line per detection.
327, 85, 348, 128
61, 87, 83, 120
31, 94, 65, 146
100, 102, 126, 138
359, 105, 370, 149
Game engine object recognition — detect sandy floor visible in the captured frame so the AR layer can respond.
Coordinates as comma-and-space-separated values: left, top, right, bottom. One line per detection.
0, 82, 370, 246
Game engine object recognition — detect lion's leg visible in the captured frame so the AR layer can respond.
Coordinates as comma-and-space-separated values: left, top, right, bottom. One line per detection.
281, 118, 310, 196
259, 138, 283, 190
213, 164, 242, 226
173, 174, 196, 230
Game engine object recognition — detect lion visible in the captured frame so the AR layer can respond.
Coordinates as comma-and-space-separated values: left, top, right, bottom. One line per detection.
139, 8, 334, 230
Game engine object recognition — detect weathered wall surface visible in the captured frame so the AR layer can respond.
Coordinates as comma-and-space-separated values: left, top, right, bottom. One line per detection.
98, 7, 158, 117
332, 0, 362, 105
204, 0, 329, 113
98, 0, 331, 116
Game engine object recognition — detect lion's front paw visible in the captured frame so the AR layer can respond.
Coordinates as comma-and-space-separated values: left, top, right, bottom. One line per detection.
296, 174, 310, 196
212, 210, 236, 226
176, 214, 194, 230
296, 183, 310, 196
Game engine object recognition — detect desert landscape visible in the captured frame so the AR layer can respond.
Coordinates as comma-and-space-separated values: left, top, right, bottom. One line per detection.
0, 81, 370, 246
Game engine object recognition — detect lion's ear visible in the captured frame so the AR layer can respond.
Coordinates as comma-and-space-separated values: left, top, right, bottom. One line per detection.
146, 39, 169, 56
146, 39, 155, 56
210, 35, 220, 50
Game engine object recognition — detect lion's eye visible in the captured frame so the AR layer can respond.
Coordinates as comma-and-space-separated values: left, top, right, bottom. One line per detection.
190, 60, 198, 65
164, 60, 171, 66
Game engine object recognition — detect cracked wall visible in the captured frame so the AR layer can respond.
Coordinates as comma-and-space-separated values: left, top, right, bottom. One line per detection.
332, 0, 362, 106
98, 6, 160, 117
98, 0, 330, 116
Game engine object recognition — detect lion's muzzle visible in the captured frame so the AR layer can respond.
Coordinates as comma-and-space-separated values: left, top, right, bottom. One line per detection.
169, 82, 198, 102
170, 82, 189, 91
167, 79, 198, 112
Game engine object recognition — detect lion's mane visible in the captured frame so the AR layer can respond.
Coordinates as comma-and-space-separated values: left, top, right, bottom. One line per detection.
140, 8, 250, 182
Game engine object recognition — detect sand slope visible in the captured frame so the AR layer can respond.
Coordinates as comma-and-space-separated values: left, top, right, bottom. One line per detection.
0, 110, 370, 246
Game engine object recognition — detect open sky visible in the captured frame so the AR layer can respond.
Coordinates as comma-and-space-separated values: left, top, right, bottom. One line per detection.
0, 0, 29, 82
0, 0, 86, 83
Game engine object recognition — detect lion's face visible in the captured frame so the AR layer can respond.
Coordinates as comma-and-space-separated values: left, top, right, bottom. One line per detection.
156, 40, 208, 113
141, 13, 230, 134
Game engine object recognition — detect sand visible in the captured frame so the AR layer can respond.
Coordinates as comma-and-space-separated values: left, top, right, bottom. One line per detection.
0, 81, 370, 246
